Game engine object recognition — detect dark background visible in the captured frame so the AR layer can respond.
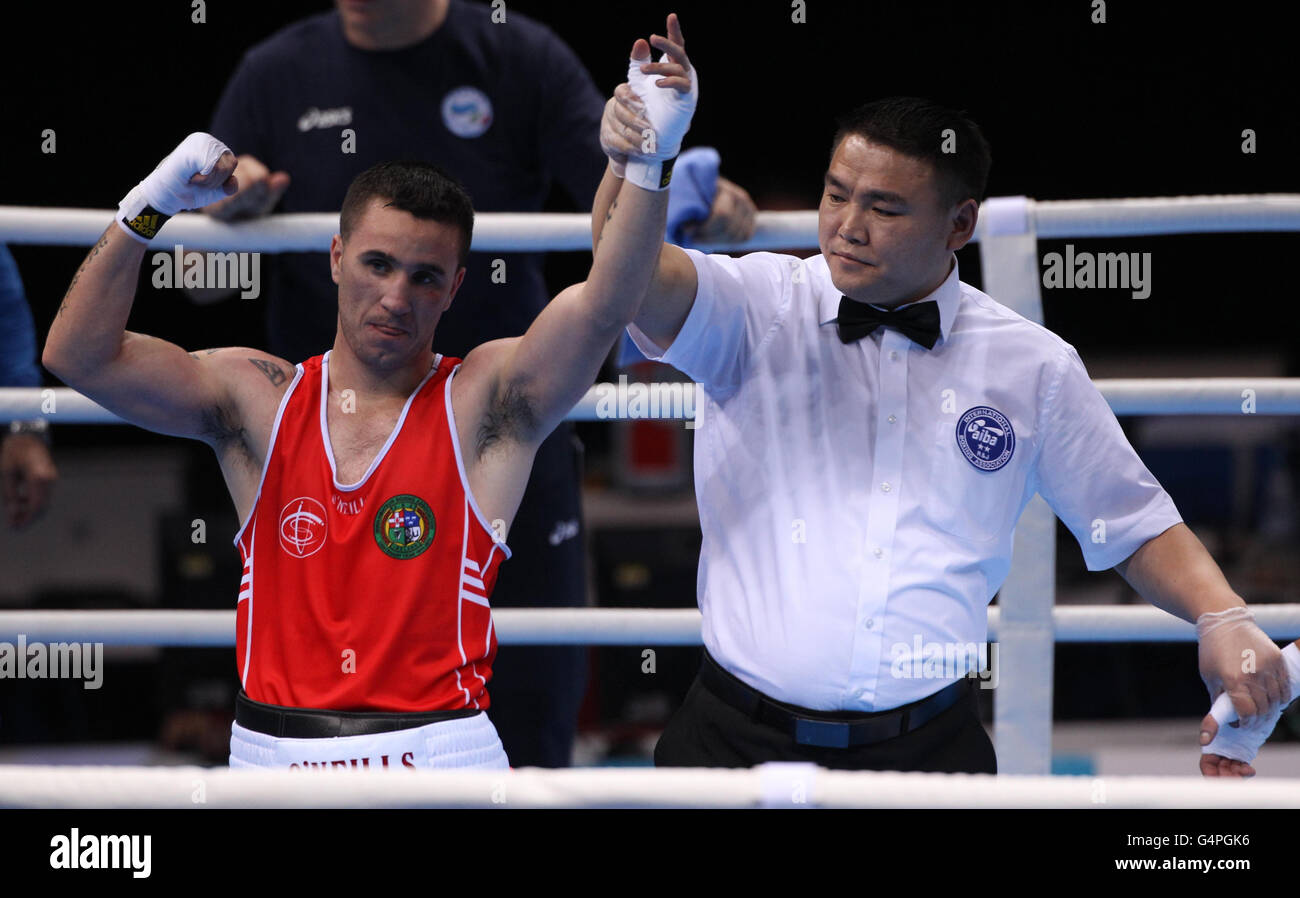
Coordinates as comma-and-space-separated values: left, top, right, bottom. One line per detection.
2, 0, 1295, 364
1, 1, 1297, 748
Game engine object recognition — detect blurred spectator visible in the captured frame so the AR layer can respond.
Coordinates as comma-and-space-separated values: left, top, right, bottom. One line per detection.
1, 244, 58, 530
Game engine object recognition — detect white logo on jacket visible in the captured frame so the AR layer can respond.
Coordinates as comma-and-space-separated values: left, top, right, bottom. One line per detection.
298, 106, 353, 132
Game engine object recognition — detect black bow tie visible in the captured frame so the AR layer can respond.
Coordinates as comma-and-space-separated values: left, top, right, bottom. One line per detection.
836, 297, 941, 350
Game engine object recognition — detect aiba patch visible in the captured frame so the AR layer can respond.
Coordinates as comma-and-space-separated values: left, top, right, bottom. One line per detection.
956, 406, 1015, 471
374, 494, 436, 559
440, 86, 493, 138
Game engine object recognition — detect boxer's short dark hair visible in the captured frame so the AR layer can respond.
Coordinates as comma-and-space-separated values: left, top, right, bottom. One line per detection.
340, 160, 475, 268
831, 97, 992, 209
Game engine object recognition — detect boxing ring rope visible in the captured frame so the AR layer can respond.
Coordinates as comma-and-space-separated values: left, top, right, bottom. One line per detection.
3, 193, 1299, 802
4, 378, 1300, 423
2, 193, 1299, 251
1, 605, 1299, 646
3, 765, 1298, 808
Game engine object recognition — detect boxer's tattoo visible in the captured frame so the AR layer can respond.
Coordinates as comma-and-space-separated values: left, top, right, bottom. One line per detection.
477, 379, 538, 456
248, 358, 287, 386
595, 196, 620, 250
57, 228, 112, 318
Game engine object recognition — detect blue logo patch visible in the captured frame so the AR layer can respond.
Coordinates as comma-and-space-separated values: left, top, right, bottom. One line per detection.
440, 86, 493, 138
956, 406, 1015, 471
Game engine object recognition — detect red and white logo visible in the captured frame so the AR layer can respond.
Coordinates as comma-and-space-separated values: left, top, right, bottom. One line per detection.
279, 497, 328, 558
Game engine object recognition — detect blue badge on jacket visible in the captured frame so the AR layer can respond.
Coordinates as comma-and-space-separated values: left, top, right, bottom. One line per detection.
957, 407, 1015, 471
441, 87, 493, 138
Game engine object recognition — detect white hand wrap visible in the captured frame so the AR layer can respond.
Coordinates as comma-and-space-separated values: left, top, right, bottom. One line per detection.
1203, 642, 1300, 763
623, 52, 698, 191
116, 132, 233, 243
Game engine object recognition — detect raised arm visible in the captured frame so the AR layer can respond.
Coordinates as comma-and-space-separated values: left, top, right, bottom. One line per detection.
594, 81, 698, 351
486, 13, 699, 443
42, 135, 284, 446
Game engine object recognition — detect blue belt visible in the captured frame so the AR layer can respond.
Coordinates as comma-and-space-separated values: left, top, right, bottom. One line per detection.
698, 650, 972, 749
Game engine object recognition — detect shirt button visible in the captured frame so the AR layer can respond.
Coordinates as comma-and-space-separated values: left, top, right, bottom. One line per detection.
889, 350, 899, 361
873, 547, 883, 558
865, 618, 875, 629
881, 482, 891, 493
887, 414, 897, 423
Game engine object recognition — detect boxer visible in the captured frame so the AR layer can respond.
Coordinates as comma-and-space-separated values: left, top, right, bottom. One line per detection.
43, 13, 697, 770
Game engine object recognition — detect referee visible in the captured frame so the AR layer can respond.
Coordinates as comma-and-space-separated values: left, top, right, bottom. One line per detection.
596, 93, 1291, 772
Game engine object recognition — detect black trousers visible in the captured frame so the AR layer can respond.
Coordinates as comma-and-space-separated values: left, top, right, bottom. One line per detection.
654, 664, 998, 773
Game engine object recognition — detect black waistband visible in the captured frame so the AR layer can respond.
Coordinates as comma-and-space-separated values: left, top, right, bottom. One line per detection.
698, 650, 972, 749
236, 691, 479, 739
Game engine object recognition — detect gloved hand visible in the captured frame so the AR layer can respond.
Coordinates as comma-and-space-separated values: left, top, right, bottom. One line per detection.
599, 82, 651, 179
622, 13, 698, 191
117, 132, 237, 242
1201, 641, 1300, 772
1196, 641, 1300, 774
1197, 606, 1290, 728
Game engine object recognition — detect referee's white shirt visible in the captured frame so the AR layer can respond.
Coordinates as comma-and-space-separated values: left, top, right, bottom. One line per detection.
628, 249, 1183, 711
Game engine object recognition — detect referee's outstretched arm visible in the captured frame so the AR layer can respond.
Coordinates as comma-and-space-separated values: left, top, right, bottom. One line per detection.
1115, 523, 1291, 725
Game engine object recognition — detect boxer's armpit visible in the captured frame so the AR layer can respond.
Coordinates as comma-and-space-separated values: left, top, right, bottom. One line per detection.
197, 400, 247, 455
476, 379, 539, 457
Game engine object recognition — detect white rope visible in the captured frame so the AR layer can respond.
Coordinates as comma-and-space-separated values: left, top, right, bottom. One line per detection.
4, 195, 1298, 251
1, 764, 1297, 808
5, 378, 1300, 424
0, 608, 704, 646
1100, 378, 1300, 415
1030, 194, 1300, 238
1053, 605, 1300, 642
1, 605, 1296, 647
0, 207, 817, 253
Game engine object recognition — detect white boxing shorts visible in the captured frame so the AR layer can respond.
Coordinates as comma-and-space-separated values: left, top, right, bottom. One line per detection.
229, 712, 510, 770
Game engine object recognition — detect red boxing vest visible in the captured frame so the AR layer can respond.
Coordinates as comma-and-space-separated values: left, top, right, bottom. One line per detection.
233, 351, 510, 711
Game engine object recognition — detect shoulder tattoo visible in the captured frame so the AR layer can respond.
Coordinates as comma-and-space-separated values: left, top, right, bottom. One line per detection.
248, 357, 288, 387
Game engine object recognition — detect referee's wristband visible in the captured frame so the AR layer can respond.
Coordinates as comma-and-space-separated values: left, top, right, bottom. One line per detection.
624, 156, 678, 192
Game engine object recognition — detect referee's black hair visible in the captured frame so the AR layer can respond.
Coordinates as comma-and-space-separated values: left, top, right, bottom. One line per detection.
340, 160, 475, 268
831, 97, 992, 209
